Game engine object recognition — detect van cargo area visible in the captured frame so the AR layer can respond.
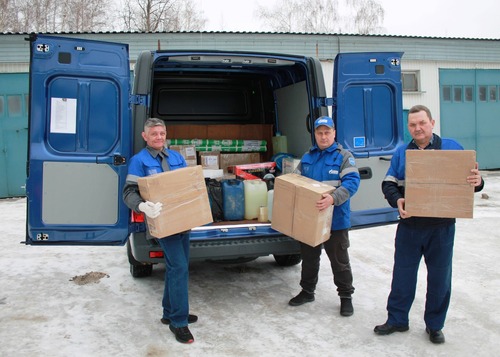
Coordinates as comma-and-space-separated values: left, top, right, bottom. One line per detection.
127, 51, 325, 275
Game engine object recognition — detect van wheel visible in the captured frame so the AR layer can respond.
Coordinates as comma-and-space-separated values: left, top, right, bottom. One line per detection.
273, 254, 302, 266
130, 263, 153, 278
127, 240, 153, 278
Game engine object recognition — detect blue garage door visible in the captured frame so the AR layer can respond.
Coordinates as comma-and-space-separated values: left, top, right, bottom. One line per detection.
0, 73, 28, 197
440, 69, 500, 169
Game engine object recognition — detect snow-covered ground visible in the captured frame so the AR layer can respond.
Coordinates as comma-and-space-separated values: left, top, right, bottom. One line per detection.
1, 171, 499, 357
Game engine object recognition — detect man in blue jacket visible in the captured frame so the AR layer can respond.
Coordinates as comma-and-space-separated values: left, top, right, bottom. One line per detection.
289, 116, 360, 317
374, 105, 484, 344
123, 118, 197, 344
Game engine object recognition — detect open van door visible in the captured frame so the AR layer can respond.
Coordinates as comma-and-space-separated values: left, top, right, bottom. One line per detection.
26, 34, 132, 245
333, 52, 404, 227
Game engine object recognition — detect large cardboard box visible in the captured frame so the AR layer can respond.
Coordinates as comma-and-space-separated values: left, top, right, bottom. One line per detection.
272, 173, 334, 247
137, 165, 213, 238
405, 150, 476, 218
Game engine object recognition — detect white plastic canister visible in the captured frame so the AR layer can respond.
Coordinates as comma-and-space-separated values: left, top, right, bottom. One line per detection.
244, 180, 268, 220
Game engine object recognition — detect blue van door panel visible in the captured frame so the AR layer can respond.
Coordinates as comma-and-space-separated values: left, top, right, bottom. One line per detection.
334, 52, 403, 157
26, 35, 131, 245
333, 52, 404, 227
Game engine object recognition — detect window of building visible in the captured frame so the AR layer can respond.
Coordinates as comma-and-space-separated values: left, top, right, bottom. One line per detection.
478, 86, 487, 102
402, 71, 420, 92
465, 86, 474, 102
7, 95, 22, 116
453, 86, 462, 102
442, 86, 451, 101
0, 96, 4, 116
489, 86, 497, 101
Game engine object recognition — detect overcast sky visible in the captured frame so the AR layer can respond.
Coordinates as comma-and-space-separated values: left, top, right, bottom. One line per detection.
197, 0, 500, 39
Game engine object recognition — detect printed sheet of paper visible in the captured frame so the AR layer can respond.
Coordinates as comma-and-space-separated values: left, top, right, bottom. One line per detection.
50, 97, 77, 134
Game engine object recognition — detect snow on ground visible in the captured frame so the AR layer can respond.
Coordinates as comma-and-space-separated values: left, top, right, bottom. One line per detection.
1, 171, 499, 357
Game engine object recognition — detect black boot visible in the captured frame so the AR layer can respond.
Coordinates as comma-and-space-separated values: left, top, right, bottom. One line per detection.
289, 290, 315, 306
340, 297, 354, 316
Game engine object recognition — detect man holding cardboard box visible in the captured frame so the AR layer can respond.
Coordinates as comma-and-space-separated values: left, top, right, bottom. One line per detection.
374, 105, 484, 344
123, 118, 197, 344
288, 116, 360, 317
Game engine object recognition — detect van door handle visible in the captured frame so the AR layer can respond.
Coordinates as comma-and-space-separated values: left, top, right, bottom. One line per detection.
358, 166, 372, 180
96, 155, 127, 166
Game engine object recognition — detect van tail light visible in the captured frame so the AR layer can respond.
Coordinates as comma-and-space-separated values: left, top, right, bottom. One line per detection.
131, 211, 145, 223
150, 251, 164, 259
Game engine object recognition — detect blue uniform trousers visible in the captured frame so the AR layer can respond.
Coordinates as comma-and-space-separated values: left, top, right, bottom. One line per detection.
157, 232, 190, 328
387, 222, 455, 330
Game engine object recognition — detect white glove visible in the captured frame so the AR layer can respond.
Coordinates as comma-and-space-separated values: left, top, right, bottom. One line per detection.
138, 201, 163, 219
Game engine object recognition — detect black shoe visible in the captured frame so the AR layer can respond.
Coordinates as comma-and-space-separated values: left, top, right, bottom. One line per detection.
426, 328, 445, 344
169, 325, 194, 344
374, 322, 410, 335
340, 298, 354, 316
161, 314, 198, 325
289, 290, 315, 306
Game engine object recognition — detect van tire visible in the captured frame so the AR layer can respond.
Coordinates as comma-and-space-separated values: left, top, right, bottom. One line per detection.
273, 254, 302, 266
127, 239, 153, 278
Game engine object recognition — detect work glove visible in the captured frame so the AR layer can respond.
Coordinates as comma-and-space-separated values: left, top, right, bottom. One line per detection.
138, 201, 163, 219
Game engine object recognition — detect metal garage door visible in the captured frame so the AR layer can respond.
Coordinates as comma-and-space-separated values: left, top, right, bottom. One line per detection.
440, 69, 500, 169
0, 73, 28, 197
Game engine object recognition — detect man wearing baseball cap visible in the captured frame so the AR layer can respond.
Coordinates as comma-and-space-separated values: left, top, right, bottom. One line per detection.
289, 115, 360, 317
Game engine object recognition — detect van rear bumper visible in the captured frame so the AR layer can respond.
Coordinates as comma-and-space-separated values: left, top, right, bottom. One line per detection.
128, 231, 301, 264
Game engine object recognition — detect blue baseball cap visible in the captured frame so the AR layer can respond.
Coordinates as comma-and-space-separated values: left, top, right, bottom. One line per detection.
314, 116, 335, 130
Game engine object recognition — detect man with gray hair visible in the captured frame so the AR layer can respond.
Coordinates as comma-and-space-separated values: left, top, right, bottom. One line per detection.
123, 118, 197, 344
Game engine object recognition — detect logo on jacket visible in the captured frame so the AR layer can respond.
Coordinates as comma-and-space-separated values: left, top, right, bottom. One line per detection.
328, 169, 339, 175
349, 157, 356, 166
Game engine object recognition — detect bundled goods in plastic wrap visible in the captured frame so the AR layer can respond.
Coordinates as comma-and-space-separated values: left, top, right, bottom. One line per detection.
167, 139, 267, 152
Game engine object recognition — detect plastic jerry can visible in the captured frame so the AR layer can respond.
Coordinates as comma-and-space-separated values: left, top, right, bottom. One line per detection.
243, 180, 268, 220
222, 179, 245, 221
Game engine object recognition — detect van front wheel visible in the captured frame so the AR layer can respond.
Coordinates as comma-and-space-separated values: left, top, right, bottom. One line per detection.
273, 254, 302, 266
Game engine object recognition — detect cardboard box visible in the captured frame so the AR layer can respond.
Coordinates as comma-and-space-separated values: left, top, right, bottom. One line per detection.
282, 157, 301, 174
271, 173, 335, 247
228, 162, 276, 180
137, 165, 213, 238
203, 169, 224, 179
220, 153, 261, 173
405, 150, 476, 218
199, 151, 220, 169
168, 145, 197, 166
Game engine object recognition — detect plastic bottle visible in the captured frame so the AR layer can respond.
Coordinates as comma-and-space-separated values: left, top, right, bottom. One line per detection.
272, 131, 288, 155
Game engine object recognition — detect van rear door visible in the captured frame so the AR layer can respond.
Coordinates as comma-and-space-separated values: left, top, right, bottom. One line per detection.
333, 52, 404, 227
26, 34, 131, 245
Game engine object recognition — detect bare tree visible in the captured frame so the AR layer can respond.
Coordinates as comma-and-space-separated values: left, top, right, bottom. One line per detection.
60, 0, 109, 32
168, 0, 207, 31
257, 0, 384, 34
119, 0, 206, 32
12, 0, 60, 32
0, 0, 17, 31
2, 0, 109, 32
